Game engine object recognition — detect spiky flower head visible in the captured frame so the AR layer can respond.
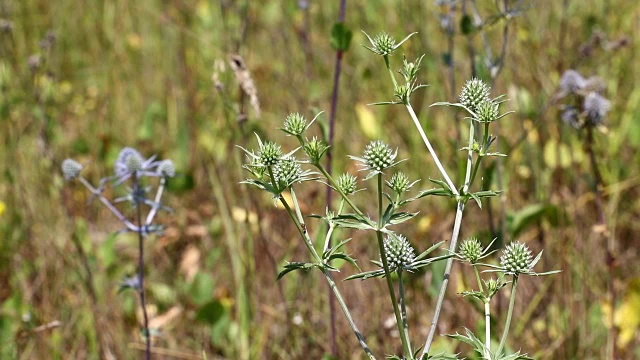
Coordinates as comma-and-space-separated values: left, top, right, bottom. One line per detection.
258, 141, 282, 167
460, 78, 491, 113
62, 159, 83, 180
303, 137, 329, 164
115, 147, 144, 176
559, 69, 586, 95
283, 112, 307, 136
459, 238, 483, 264
386, 172, 414, 195
362, 31, 416, 57
364, 140, 396, 172
368, 32, 396, 56
273, 155, 302, 188
337, 173, 358, 195
476, 99, 500, 123
383, 234, 416, 271
157, 160, 175, 178
583, 92, 611, 127
500, 242, 533, 275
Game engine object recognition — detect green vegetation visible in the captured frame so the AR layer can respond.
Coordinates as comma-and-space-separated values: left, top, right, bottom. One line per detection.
1, 1, 639, 359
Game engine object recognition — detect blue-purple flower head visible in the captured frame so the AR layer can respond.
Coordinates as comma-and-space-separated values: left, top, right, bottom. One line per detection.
113, 147, 159, 184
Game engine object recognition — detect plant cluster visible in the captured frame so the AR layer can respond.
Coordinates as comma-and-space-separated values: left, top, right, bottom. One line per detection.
239, 32, 560, 360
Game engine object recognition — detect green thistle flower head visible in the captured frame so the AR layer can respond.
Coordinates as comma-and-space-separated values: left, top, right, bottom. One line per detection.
386, 172, 413, 195
283, 112, 307, 136
362, 31, 416, 57
500, 242, 533, 275
258, 141, 282, 167
157, 160, 175, 178
459, 238, 483, 264
303, 137, 329, 164
337, 173, 358, 195
273, 155, 302, 188
460, 78, 490, 113
62, 159, 83, 180
476, 99, 500, 123
363, 140, 397, 172
383, 234, 416, 271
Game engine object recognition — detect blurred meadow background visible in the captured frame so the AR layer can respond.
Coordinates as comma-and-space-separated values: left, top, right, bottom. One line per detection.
1, 0, 639, 359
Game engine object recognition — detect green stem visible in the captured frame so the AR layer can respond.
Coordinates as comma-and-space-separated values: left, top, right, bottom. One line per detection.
315, 165, 370, 223
376, 174, 413, 358
398, 270, 412, 356
279, 193, 376, 359
473, 265, 484, 294
383, 55, 399, 89
497, 276, 519, 356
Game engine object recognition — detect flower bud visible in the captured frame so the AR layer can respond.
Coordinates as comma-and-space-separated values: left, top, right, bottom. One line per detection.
61, 159, 83, 180
460, 78, 490, 113
500, 242, 533, 275
383, 234, 415, 271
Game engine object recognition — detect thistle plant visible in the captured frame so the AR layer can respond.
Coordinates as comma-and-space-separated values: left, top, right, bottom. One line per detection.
240, 31, 560, 360
361, 30, 558, 359
62, 147, 175, 360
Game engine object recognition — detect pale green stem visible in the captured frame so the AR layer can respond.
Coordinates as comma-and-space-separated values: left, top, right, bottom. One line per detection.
398, 270, 412, 356
473, 265, 484, 294
405, 104, 458, 195
497, 276, 519, 356
421, 118, 476, 358
484, 300, 491, 358
376, 174, 413, 359
279, 193, 376, 359
323, 199, 345, 252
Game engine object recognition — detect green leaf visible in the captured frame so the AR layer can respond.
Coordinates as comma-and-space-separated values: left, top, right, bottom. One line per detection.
460, 14, 474, 35
195, 300, 226, 325
189, 272, 216, 306
330, 23, 352, 51
332, 214, 375, 231
388, 211, 418, 225
507, 203, 566, 238
344, 269, 385, 281
414, 240, 446, 261
276, 262, 317, 280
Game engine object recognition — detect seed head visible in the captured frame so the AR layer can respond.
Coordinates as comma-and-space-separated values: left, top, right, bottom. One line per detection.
460, 78, 490, 113
157, 160, 175, 178
258, 141, 282, 167
459, 238, 483, 264
61, 159, 83, 180
500, 242, 533, 275
383, 234, 415, 271
363, 140, 397, 172
337, 173, 358, 195
283, 112, 307, 136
